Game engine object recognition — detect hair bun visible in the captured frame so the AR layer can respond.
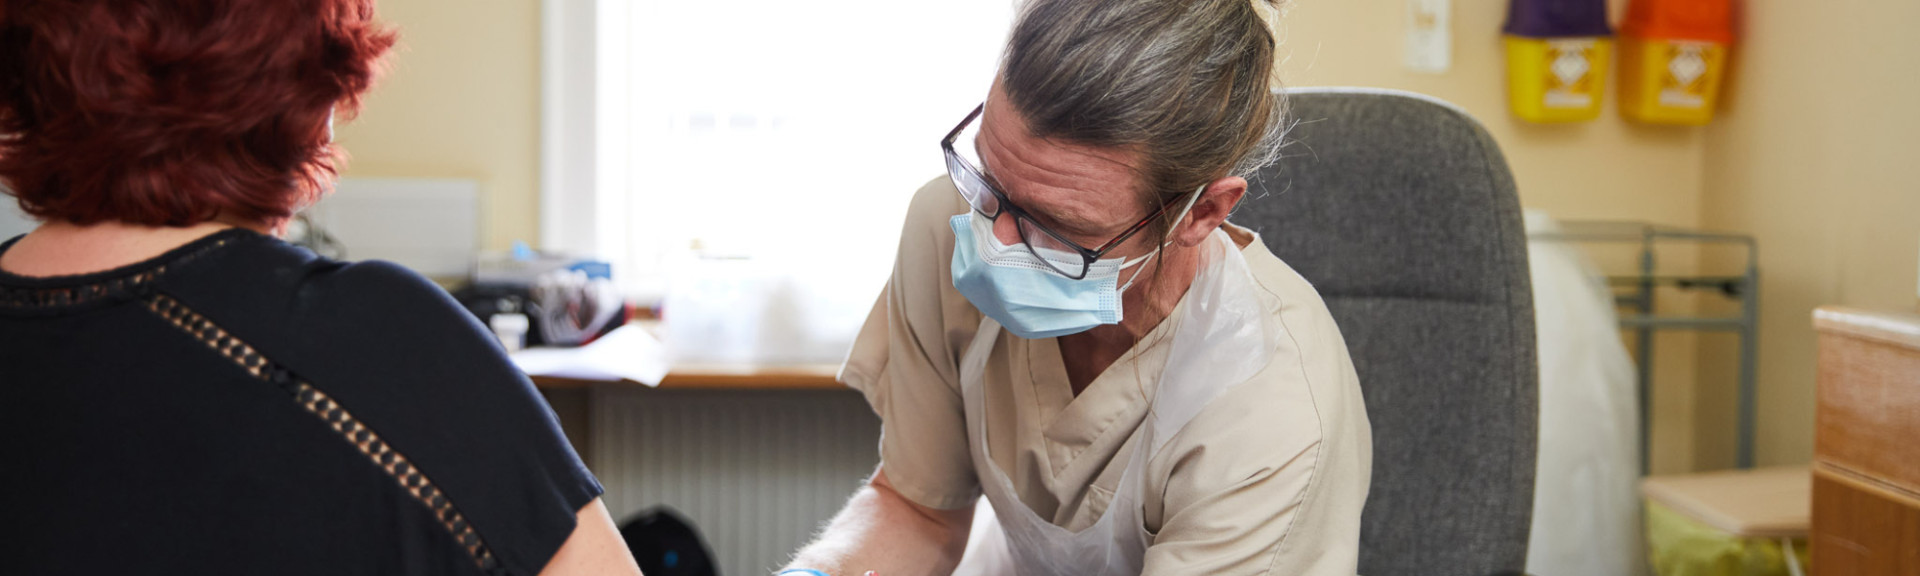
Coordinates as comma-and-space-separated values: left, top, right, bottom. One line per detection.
1250, 0, 1285, 35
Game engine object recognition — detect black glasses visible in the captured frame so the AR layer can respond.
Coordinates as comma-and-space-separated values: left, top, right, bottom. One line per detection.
941, 104, 1194, 280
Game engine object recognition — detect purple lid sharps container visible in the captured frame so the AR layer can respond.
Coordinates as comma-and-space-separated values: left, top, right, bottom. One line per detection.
1504, 0, 1614, 38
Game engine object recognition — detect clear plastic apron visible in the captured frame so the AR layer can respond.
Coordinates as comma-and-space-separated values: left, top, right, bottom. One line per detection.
955, 229, 1282, 576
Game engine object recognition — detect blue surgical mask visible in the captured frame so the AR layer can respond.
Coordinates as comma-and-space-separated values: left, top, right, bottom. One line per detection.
949, 212, 1160, 339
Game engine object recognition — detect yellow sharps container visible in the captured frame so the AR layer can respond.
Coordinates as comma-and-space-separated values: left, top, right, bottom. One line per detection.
1619, 0, 1734, 125
1503, 0, 1614, 123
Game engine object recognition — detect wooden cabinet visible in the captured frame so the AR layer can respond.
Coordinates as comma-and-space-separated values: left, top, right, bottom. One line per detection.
1812, 307, 1920, 575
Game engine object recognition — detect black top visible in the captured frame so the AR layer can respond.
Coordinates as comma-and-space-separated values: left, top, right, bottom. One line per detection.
0, 229, 603, 576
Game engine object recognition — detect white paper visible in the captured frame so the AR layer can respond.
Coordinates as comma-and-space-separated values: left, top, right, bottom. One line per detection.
1404, 0, 1452, 74
510, 324, 671, 386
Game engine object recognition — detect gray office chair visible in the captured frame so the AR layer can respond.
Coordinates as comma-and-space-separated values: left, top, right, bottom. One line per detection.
1238, 88, 1538, 576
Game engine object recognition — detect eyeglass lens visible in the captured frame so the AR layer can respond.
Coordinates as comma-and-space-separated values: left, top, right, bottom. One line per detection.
1014, 217, 1091, 279
947, 153, 1000, 217
947, 111, 1093, 279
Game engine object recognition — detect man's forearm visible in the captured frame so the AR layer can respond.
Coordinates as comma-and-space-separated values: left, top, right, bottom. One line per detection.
783, 471, 973, 576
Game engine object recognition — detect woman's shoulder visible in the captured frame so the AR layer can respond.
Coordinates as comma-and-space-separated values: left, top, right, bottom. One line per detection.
155, 231, 533, 420
165, 231, 464, 320
157, 235, 486, 378
156, 231, 601, 575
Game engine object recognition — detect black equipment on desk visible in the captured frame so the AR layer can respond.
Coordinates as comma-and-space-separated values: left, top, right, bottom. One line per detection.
451, 281, 626, 349
620, 507, 720, 576
456, 250, 625, 348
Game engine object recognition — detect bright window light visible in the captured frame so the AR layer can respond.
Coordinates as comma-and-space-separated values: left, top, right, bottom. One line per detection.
543, 0, 1016, 362
595, 0, 1015, 302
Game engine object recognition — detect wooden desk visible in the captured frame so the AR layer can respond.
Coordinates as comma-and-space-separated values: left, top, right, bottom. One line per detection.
519, 319, 844, 391
532, 362, 848, 469
532, 363, 843, 390
1811, 306, 1920, 575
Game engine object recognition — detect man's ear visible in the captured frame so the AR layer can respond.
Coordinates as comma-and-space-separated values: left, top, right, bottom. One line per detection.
1174, 176, 1247, 247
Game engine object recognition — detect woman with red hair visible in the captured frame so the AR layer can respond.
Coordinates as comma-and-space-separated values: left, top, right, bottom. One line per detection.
0, 2, 640, 574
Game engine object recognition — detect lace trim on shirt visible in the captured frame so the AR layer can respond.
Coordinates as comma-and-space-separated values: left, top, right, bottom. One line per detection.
144, 293, 506, 574
0, 236, 231, 313
0, 269, 167, 310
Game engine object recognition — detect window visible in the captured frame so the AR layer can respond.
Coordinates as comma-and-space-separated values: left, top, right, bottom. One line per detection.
547, 0, 1013, 292
544, 0, 1013, 360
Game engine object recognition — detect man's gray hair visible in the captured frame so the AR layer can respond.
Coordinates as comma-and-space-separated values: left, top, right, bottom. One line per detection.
1001, 0, 1286, 236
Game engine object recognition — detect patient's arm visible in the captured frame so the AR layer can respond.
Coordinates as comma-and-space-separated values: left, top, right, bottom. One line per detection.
782, 468, 975, 576
539, 498, 644, 576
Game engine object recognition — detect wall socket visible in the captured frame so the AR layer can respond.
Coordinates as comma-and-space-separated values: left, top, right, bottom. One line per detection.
1404, 0, 1452, 74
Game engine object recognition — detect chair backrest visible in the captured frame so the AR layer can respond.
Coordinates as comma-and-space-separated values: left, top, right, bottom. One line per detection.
1237, 88, 1538, 576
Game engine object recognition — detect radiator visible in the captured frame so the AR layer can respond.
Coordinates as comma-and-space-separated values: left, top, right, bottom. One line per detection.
591, 388, 882, 576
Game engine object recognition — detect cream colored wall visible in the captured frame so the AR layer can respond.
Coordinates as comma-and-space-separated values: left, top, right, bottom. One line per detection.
1276, 1, 1708, 224
332, 0, 542, 252
1275, 0, 1711, 473
339, 0, 1918, 473
1696, 0, 1920, 467
342, 0, 1712, 255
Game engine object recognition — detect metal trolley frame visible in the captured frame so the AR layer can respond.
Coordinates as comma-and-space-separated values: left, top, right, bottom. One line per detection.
1530, 221, 1759, 473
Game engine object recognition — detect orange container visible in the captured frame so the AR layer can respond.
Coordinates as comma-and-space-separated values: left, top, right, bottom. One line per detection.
1618, 0, 1735, 125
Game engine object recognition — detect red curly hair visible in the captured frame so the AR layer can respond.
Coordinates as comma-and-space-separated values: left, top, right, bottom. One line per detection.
0, 0, 395, 227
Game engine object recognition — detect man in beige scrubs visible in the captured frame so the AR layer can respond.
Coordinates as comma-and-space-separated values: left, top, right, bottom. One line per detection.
781, 1, 1371, 575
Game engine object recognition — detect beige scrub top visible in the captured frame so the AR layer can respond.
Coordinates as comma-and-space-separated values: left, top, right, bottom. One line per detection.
840, 177, 1372, 575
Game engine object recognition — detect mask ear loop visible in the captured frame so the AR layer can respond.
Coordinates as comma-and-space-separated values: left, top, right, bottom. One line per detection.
1117, 183, 1208, 293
